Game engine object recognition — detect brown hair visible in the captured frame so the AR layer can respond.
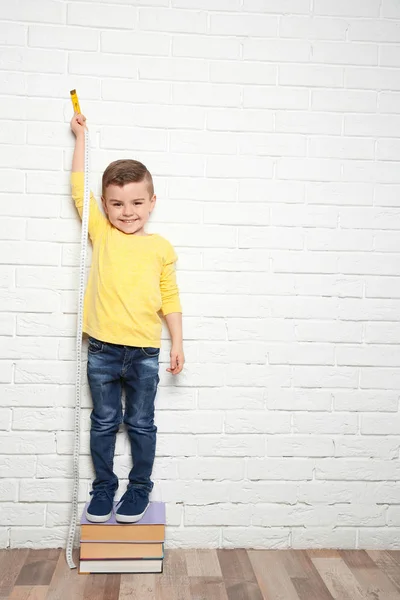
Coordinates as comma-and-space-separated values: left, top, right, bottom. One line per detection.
102, 159, 154, 197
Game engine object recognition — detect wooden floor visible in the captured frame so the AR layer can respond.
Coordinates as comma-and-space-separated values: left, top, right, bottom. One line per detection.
1, 548, 400, 600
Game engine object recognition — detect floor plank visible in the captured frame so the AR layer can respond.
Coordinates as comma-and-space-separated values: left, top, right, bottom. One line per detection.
367, 551, 400, 592
248, 550, 300, 600
0, 549, 29, 598
185, 549, 222, 577
0, 548, 399, 600
15, 550, 59, 586
190, 576, 228, 600
45, 550, 87, 600
8, 585, 48, 600
341, 550, 400, 600
309, 555, 367, 600
217, 549, 258, 583
281, 550, 334, 600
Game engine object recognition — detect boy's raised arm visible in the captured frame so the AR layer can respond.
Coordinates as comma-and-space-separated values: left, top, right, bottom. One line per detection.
70, 113, 87, 172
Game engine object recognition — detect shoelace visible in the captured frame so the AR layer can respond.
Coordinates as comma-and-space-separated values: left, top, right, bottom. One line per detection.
90, 488, 114, 504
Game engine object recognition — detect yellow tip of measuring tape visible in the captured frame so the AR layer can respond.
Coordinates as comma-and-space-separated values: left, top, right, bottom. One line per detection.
70, 89, 81, 114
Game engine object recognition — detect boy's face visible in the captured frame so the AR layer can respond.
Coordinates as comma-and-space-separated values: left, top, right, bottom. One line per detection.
102, 180, 156, 235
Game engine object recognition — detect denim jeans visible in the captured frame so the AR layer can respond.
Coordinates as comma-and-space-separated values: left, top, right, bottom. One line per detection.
87, 336, 159, 496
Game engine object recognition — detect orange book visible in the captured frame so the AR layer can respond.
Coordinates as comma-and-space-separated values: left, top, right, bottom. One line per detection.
80, 542, 164, 560
81, 523, 165, 542
80, 501, 165, 542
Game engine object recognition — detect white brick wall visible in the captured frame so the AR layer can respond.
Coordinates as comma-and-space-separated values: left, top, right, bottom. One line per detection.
1, 0, 400, 551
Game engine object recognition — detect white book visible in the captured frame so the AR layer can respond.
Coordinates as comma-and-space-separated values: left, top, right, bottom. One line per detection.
79, 558, 163, 574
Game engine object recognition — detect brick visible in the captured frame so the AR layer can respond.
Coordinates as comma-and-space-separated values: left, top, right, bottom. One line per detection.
17, 314, 76, 337
172, 82, 241, 107
0, 480, 17, 502
0, 22, 26, 45
358, 527, 400, 550
244, 38, 310, 62
309, 136, 375, 160
206, 156, 274, 179
0, 0, 65, 23
0, 146, 62, 170
2, 504, 45, 526
312, 89, 377, 113
292, 527, 356, 549
139, 8, 206, 33
199, 435, 265, 457
210, 13, 278, 36
292, 366, 358, 388
345, 67, 400, 91
334, 390, 398, 412
0, 121, 25, 145
239, 132, 306, 157
247, 458, 313, 480
0, 47, 64, 74
266, 389, 332, 411
0, 289, 59, 313
0, 171, 24, 193
335, 436, 399, 459
69, 52, 138, 78
29, 25, 98, 50
349, 19, 400, 42
316, 459, 400, 481
0, 337, 58, 360
166, 527, 220, 548
0, 315, 15, 336
101, 30, 169, 56
207, 108, 274, 132
276, 111, 342, 134
268, 436, 334, 457
381, 0, 400, 18
157, 409, 223, 434
223, 528, 289, 549
0, 456, 35, 477
280, 16, 347, 40
279, 64, 343, 87
0, 408, 11, 429
226, 411, 290, 434
312, 41, 378, 66
138, 56, 208, 82
185, 504, 251, 526
10, 527, 69, 549
199, 388, 264, 410
173, 35, 240, 60
307, 182, 373, 206
173, 0, 238, 7
276, 158, 341, 182
68, 2, 135, 28
243, 86, 309, 110
380, 45, 400, 68
0, 363, 13, 383
14, 362, 76, 385
179, 458, 245, 481
170, 130, 237, 155
294, 412, 358, 434
102, 79, 171, 104
211, 61, 276, 85
314, 0, 379, 17
243, 0, 310, 13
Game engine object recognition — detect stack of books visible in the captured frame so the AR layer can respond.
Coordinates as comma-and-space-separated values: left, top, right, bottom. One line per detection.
79, 501, 166, 574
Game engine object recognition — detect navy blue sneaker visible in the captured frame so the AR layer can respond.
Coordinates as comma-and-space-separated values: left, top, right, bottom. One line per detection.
115, 487, 150, 523
85, 488, 114, 523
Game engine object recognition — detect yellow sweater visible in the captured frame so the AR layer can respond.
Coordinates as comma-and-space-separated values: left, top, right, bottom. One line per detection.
71, 172, 182, 348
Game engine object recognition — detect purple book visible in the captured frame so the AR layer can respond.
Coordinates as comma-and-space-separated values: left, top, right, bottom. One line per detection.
81, 501, 166, 526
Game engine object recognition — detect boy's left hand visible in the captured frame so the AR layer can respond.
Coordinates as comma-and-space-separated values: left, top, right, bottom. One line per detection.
167, 345, 184, 375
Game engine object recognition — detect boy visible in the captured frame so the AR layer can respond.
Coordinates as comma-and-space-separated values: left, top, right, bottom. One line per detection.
70, 113, 184, 524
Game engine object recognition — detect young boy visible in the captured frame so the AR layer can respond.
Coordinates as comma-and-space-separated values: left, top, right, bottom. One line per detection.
70, 113, 184, 524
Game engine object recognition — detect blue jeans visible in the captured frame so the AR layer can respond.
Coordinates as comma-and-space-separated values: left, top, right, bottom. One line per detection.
87, 336, 159, 496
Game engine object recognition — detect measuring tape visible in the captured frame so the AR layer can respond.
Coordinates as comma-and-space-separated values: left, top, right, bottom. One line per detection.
66, 90, 90, 569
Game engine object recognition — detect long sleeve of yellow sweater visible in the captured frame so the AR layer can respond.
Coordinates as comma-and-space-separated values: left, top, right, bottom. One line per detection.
71, 172, 182, 347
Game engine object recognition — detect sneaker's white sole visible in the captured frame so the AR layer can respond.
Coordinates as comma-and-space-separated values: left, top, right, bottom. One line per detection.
115, 502, 150, 524
85, 510, 112, 523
